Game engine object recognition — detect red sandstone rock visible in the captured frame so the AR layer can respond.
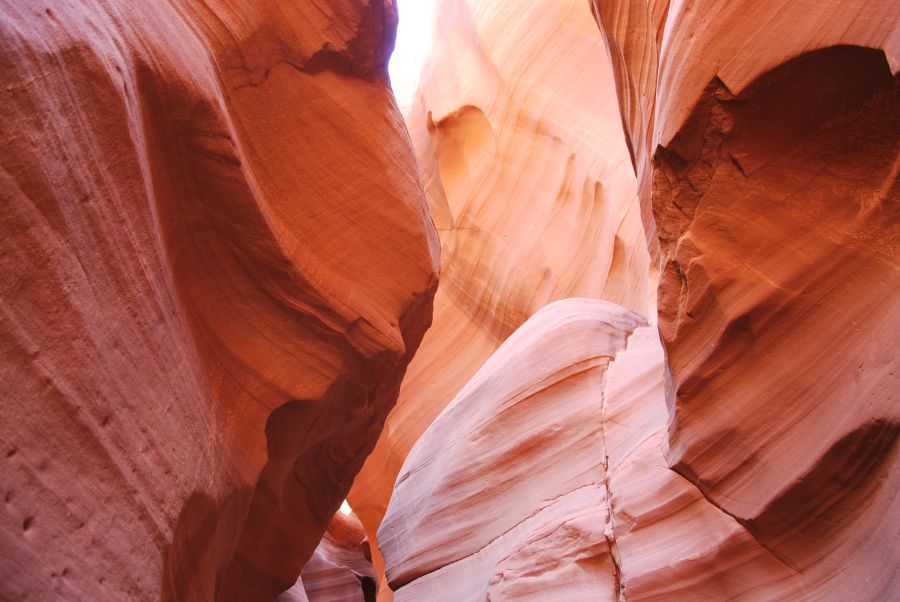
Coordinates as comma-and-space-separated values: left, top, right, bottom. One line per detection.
279, 511, 376, 602
0, 1, 437, 600
594, 1, 899, 597
349, 2, 653, 593
657, 48, 899, 600
3, 0, 898, 599
379, 300, 818, 599
376, 1, 898, 600
593, 0, 900, 254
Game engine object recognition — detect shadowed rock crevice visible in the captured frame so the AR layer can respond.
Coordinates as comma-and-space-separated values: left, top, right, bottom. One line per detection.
741, 419, 900, 570
598, 325, 642, 602
359, 576, 377, 602
161, 490, 252, 602
220, 388, 373, 599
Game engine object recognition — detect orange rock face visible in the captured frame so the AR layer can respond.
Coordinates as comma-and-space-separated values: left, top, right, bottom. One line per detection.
348, 1, 654, 592
373, 0, 898, 600
652, 46, 899, 599
3, 0, 898, 600
595, 0, 899, 597
0, 1, 437, 600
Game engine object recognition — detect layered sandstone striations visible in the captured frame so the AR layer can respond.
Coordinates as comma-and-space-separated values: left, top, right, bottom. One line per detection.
380, 299, 818, 599
594, 0, 899, 598
3, 0, 898, 599
377, 0, 897, 600
379, 299, 646, 600
0, 1, 437, 600
349, 1, 653, 592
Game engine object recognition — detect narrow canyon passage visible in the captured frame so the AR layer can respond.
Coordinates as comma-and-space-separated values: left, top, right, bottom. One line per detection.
0, 0, 897, 601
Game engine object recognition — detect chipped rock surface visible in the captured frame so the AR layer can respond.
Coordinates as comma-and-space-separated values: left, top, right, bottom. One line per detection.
593, 0, 900, 247
595, 1, 899, 598
1, 0, 898, 600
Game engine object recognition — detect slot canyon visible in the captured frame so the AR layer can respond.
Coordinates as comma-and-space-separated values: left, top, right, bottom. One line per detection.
0, 0, 897, 600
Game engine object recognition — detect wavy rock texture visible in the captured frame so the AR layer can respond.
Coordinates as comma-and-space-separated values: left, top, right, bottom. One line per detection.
0, 1, 438, 600
349, 1, 653, 593
379, 299, 826, 600
374, 1, 897, 601
592, 0, 900, 599
3, 0, 897, 599
379, 299, 645, 600
655, 46, 899, 600
279, 511, 376, 602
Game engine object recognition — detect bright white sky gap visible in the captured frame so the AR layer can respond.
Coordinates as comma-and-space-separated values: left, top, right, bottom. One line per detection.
389, 0, 439, 108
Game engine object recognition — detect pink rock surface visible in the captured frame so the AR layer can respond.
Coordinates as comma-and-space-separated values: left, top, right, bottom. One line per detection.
0, 1, 437, 599
279, 511, 376, 602
378, 299, 643, 599
349, 2, 653, 592
376, 2, 898, 600
379, 300, 822, 599
2, 0, 897, 599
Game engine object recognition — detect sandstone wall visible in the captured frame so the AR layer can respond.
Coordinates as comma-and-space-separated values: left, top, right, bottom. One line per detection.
0, 1, 437, 599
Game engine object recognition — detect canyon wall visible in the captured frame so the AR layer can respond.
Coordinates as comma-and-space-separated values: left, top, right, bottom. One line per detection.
2, 0, 897, 599
376, 0, 899, 599
348, 1, 653, 594
594, 0, 899, 598
381, 300, 816, 600
380, 299, 646, 600
0, 1, 437, 600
